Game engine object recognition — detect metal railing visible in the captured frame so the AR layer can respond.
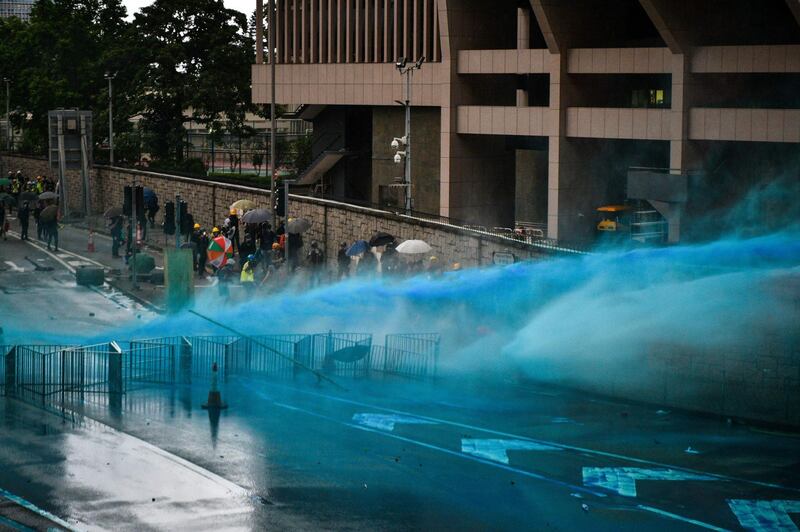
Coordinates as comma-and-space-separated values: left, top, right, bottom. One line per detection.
374, 333, 440, 380
1, 332, 438, 413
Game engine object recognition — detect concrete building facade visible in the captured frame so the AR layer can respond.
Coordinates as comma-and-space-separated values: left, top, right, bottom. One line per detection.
252, 0, 800, 244
0, 0, 34, 21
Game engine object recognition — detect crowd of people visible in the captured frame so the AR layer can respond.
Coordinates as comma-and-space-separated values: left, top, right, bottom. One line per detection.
0, 170, 61, 250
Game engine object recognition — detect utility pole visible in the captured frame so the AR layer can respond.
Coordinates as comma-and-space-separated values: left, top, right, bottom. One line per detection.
269, 0, 278, 222
4, 78, 10, 152
105, 72, 116, 166
392, 58, 424, 214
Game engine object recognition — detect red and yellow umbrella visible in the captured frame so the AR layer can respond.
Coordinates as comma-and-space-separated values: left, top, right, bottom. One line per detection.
207, 235, 234, 268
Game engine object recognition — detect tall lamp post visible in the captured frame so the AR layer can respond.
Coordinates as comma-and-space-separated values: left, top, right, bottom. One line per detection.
4, 78, 10, 152
392, 57, 423, 214
268, 0, 277, 221
104, 72, 116, 166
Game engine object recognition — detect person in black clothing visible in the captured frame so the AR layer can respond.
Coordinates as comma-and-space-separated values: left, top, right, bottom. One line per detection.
18, 201, 30, 240
227, 210, 240, 254
287, 232, 303, 270
34, 201, 44, 240
307, 241, 324, 287
0, 203, 6, 240
190, 223, 203, 271
110, 216, 124, 258
196, 230, 209, 276
239, 232, 256, 268
337, 242, 349, 279
145, 193, 159, 228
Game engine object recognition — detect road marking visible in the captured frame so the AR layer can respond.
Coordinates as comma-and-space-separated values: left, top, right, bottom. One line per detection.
265, 383, 800, 494
352, 413, 438, 431
461, 438, 561, 464
245, 384, 607, 497
583, 467, 717, 497
727, 499, 800, 532
637, 505, 731, 531
3, 261, 25, 272
67, 260, 92, 267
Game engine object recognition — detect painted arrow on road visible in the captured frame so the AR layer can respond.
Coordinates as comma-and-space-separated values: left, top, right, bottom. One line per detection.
728, 499, 800, 532
582, 467, 717, 497
352, 413, 438, 432
461, 439, 562, 464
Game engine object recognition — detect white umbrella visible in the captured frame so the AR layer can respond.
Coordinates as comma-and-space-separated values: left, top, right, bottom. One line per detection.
395, 239, 431, 255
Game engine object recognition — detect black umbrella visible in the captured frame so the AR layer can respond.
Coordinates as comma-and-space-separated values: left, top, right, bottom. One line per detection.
241, 208, 273, 224
368, 231, 395, 248
0, 193, 14, 206
39, 205, 58, 222
39, 191, 58, 201
287, 218, 312, 234
19, 191, 37, 202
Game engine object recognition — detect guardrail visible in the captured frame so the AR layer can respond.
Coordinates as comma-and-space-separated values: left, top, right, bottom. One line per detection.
0, 332, 440, 413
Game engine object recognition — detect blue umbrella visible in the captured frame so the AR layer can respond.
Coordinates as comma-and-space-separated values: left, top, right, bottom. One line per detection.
346, 240, 369, 257
143, 187, 156, 201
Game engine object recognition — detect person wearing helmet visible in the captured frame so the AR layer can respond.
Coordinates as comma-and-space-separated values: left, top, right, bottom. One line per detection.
196, 228, 210, 276
227, 208, 240, 254
240, 253, 258, 296
190, 223, 204, 272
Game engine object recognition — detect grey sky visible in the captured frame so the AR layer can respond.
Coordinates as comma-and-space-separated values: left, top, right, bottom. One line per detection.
123, 1, 255, 19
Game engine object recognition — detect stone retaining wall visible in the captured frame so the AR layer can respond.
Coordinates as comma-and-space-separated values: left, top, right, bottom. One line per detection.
3, 154, 554, 268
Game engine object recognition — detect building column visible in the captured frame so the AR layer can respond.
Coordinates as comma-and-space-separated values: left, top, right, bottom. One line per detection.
516, 7, 530, 107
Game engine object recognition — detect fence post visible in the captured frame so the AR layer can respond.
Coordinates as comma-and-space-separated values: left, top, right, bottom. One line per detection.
5, 346, 16, 397
180, 337, 192, 385
108, 341, 123, 395
383, 335, 389, 373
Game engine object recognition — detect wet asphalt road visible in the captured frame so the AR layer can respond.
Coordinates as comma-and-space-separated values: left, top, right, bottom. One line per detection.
1, 225, 799, 530
40, 375, 799, 532
0, 227, 154, 344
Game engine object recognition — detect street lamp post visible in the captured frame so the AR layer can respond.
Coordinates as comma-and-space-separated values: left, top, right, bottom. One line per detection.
392, 57, 424, 214
104, 72, 116, 166
269, 0, 277, 222
4, 78, 10, 152
209, 126, 215, 174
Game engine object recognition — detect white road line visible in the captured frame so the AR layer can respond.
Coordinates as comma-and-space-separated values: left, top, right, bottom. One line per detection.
637, 505, 731, 531
260, 381, 800, 495
260, 395, 608, 498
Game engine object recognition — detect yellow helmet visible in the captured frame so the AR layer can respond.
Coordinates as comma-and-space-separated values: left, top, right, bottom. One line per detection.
212, 227, 220, 233
230, 208, 237, 215
193, 223, 200, 230
272, 242, 281, 250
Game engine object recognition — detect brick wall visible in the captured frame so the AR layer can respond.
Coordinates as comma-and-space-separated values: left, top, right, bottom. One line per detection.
3, 155, 551, 268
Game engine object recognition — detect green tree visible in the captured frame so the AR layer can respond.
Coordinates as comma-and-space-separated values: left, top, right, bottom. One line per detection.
131, 0, 254, 162
12, 0, 133, 153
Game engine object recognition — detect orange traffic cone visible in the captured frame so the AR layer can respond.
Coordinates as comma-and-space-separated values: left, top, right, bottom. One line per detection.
87, 230, 96, 252
202, 362, 228, 410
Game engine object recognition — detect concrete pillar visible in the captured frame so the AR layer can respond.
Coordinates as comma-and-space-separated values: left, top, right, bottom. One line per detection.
256, 0, 264, 64
516, 7, 530, 107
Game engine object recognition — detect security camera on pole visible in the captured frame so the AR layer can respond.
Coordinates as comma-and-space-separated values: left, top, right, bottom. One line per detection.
392, 56, 424, 214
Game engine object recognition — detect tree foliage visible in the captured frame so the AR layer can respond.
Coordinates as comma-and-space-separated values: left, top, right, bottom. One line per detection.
0, 0, 255, 165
